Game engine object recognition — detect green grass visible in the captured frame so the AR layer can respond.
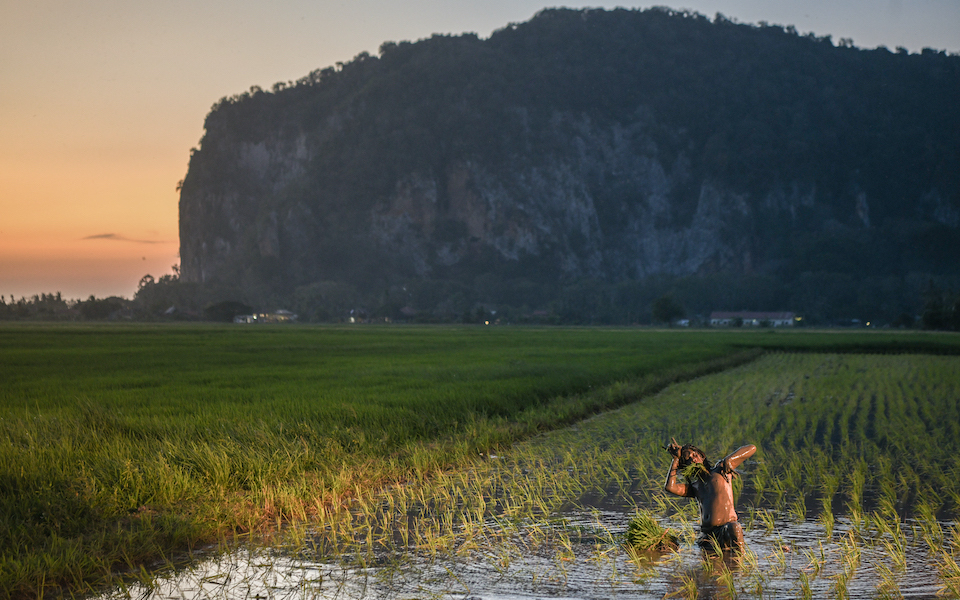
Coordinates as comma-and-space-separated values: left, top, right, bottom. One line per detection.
627, 510, 679, 552
1, 323, 958, 598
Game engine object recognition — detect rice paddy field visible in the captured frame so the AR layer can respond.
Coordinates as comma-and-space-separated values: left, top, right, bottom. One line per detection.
1, 323, 959, 599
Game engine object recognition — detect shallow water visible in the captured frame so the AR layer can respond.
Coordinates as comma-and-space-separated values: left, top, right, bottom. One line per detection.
98, 503, 950, 600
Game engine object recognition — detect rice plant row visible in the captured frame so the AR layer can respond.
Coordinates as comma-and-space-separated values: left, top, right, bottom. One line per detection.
168, 351, 959, 599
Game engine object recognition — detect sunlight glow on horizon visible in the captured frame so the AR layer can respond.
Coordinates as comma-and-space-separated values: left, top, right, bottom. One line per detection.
1, 141, 181, 299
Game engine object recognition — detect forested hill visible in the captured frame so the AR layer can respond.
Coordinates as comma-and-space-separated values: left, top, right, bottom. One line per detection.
176, 7, 960, 324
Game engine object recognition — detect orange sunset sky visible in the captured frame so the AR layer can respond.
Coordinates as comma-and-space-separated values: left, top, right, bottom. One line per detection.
3, 0, 957, 301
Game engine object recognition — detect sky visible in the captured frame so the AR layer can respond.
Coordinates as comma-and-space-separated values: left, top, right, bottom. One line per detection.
2, 1, 958, 301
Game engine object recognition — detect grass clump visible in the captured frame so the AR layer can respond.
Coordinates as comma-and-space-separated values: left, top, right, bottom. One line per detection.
680, 462, 709, 482
627, 510, 679, 552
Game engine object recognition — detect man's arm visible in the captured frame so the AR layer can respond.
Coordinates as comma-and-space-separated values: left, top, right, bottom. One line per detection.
719, 444, 757, 473
664, 441, 694, 497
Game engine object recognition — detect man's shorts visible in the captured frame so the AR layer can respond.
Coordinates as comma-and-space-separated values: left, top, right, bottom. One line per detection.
697, 521, 744, 553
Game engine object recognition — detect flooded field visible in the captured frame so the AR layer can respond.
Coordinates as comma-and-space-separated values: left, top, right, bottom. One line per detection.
96, 353, 960, 599
99, 507, 952, 599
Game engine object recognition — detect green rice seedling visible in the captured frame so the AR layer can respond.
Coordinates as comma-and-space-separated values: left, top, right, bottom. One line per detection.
916, 499, 944, 551
947, 523, 960, 554
667, 570, 699, 600
832, 567, 851, 600
819, 507, 835, 539
878, 534, 907, 573
768, 537, 789, 576
820, 470, 840, 509
758, 508, 776, 533
702, 533, 726, 559
782, 455, 804, 497
731, 468, 744, 504
556, 527, 576, 562
714, 559, 736, 598
789, 495, 807, 523
803, 540, 827, 578
938, 549, 960, 597
626, 549, 658, 585
946, 488, 960, 516
847, 459, 867, 512
680, 462, 709, 482
751, 461, 769, 502
626, 510, 679, 552
652, 492, 672, 515
839, 529, 861, 574
798, 569, 813, 600
744, 569, 766, 596
770, 475, 788, 509
874, 560, 903, 600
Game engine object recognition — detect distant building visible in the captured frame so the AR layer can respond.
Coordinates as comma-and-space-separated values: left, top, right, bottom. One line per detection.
233, 309, 298, 324
709, 311, 797, 327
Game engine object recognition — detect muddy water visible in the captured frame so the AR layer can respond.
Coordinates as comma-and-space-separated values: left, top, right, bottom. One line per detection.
99, 504, 949, 600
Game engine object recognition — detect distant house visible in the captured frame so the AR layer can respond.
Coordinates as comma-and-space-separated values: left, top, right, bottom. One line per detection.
233, 309, 298, 324
709, 311, 797, 327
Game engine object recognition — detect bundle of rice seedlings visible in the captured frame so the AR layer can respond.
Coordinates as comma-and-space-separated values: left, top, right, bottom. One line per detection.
627, 510, 679, 552
681, 462, 710, 481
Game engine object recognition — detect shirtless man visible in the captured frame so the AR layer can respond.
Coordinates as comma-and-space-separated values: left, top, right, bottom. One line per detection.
663, 439, 757, 554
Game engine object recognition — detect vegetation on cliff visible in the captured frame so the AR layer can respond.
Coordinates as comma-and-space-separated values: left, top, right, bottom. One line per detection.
176, 7, 960, 324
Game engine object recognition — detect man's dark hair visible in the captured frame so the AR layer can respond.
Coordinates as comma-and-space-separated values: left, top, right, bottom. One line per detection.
678, 444, 709, 468
679, 443, 742, 480
677, 443, 713, 482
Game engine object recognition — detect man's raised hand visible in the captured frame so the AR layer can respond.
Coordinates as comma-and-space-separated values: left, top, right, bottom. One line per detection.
666, 437, 681, 457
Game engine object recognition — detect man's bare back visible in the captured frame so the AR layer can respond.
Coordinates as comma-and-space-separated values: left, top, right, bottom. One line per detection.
664, 440, 756, 553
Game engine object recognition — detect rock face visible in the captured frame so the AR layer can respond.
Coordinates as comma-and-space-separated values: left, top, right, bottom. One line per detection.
178, 8, 960, 313
181, 118, 768, 289
364, 128, 755, 281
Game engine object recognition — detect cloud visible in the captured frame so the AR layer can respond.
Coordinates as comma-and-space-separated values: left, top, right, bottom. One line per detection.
82, 233, 168, 244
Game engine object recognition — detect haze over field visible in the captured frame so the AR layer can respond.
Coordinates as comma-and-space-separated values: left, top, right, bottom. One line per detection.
1, 0, 958, 300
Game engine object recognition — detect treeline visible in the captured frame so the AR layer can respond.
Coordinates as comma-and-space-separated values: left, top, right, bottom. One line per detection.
285, 272, 958, 328
9, 269, 958, 330
921, 284, 960, 331
0, 293, 131, 321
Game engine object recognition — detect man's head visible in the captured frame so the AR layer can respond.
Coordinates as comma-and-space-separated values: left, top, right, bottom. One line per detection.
678, 444, 708, 469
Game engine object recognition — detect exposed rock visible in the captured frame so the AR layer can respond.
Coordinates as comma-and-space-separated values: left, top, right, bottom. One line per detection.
177, 7, 960, 313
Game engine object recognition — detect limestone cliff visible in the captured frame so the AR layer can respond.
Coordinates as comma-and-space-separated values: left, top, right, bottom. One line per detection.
178, 8, 960, 317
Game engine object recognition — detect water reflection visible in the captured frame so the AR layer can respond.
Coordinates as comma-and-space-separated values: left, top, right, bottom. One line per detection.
98, 508, 947, 600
